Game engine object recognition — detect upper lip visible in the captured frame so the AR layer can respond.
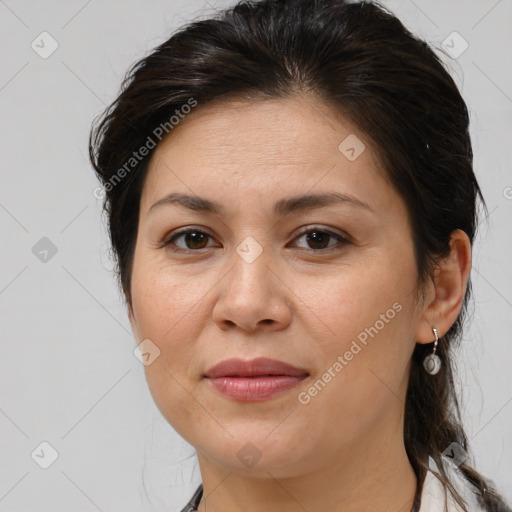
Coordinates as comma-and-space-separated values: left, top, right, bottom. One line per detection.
204, 357, 309, 378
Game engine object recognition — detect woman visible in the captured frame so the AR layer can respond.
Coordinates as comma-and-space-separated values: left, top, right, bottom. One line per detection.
88, 0, 511, 510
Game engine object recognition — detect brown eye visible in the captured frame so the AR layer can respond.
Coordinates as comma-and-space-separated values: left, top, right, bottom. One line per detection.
183, 231, 209, 249
165, 229, 215, 251
292, 227, 349, 251
305, 230, 331, 250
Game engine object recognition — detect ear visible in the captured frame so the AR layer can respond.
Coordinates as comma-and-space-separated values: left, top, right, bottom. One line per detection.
415, 229, 472, 344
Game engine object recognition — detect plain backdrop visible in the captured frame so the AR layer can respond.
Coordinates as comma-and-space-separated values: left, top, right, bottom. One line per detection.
0, 0, 511, 511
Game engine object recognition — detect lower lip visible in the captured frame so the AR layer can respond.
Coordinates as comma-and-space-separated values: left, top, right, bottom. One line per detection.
206, 375, 307, 402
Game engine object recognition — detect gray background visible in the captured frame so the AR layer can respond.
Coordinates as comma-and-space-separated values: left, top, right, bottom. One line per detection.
0, 0, 511, 510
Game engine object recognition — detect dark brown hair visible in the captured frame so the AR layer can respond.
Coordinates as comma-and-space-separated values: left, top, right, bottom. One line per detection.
89, 0, 511, 510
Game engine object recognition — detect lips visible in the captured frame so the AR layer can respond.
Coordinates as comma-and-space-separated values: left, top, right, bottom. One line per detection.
204, 357, 309, 402
204, 357, 309, 378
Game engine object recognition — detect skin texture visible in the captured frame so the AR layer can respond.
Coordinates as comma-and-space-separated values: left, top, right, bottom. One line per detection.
128, 94, 472, 512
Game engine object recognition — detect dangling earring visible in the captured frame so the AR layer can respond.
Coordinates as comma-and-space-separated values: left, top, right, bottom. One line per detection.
423, 327, 441, 375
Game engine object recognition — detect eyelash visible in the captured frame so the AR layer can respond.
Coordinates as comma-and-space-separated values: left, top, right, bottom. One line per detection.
161, 226, 350, 254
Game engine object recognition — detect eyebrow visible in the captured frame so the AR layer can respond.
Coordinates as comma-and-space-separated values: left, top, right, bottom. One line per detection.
147, 191, 374, 217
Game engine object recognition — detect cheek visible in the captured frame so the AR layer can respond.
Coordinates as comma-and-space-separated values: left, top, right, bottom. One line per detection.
130, 262, 214, 409
130, 263, 217, 440
131, 260, 212, 347
298, 251, 414, 352
297, 247, 418, 405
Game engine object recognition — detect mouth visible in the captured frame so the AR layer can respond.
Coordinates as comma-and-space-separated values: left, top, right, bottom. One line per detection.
204, 357, 309, 402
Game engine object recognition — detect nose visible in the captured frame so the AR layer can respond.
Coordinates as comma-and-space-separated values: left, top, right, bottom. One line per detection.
211, 245, 292, 334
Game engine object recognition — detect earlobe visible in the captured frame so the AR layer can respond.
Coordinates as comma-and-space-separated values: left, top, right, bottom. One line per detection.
415, 229, 472, 345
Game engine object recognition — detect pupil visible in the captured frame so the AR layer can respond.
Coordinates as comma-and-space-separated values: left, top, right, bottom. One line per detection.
307, 231, 329, 249
186, 232, 207, 249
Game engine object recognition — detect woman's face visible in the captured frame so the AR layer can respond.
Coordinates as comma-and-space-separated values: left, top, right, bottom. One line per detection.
129, 95, 429, 478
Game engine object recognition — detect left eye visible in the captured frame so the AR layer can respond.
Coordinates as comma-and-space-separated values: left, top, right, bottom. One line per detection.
291, 228, 347, 251
163, 227, 348, 252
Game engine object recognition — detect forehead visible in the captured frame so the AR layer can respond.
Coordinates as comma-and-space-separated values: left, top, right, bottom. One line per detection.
140, 94, 395, 215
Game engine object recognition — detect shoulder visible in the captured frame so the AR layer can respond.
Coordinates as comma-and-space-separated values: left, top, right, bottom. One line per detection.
419, 458, 486, 512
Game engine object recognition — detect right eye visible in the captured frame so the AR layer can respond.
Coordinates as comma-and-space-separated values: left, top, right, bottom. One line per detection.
163, 228, 219, 252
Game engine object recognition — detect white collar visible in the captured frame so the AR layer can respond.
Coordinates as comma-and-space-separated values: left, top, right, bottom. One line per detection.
419, 457, 485, 512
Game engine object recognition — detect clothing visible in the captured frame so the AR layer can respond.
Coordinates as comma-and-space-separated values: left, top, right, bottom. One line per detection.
179, 458, 487, 512
419, 458, 486, 512
179, 483, 202, 512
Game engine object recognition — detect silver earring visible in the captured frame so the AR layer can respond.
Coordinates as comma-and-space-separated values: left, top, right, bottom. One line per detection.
423, 327, 441, 375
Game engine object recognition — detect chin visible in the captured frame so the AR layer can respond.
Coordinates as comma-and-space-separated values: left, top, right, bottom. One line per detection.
195, 432, 315, 478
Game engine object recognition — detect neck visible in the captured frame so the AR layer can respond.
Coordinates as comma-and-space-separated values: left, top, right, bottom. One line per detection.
196, 422, 418, 512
